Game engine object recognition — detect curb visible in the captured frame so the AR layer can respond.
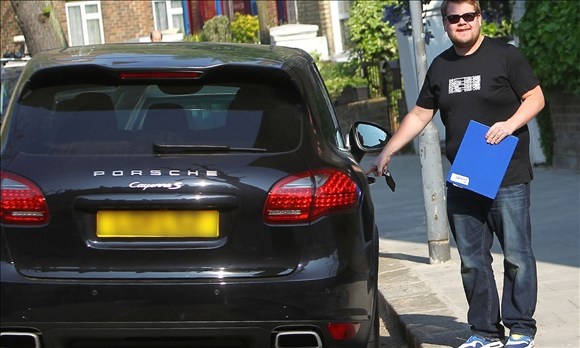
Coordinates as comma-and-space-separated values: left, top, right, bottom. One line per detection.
378, 254, 471, 348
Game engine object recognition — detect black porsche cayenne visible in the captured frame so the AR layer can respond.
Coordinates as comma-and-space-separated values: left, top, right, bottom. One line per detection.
1, 42, 387, 348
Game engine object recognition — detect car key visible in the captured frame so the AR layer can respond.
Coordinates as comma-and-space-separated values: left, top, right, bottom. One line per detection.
383, 170, 396, 192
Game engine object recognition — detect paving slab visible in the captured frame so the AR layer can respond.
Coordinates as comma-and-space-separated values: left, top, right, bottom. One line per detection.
367, 154, 580, 348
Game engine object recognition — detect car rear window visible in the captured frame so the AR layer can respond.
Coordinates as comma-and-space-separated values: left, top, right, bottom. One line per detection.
9, 77, 303, 155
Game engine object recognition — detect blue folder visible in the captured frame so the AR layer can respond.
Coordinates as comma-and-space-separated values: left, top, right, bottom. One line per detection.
446, 120, 518, 199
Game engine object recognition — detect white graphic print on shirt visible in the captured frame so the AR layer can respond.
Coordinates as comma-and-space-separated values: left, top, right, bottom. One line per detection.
448, 75, 481, 94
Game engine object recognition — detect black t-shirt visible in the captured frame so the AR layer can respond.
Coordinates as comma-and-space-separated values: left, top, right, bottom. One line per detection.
417, 37, 540, 186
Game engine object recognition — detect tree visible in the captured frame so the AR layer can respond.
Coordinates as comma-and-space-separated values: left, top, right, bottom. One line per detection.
347, 0, 399, 65
10, 0, 67, 56
517, 1, 579, 94
231, 13, 259, 44
201, 15, 231, 42
346, 0, 400, 98
516, 1, 580, 166
256, 1, 271, 45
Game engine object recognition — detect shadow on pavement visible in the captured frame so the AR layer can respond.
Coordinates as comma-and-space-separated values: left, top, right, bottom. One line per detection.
380, 252, 429, 265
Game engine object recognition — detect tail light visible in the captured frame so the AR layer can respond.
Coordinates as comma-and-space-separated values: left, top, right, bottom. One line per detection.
263, 169, 359, 224
119, 71, 202, 79
0, 172, 50, 226
327, 322, 361, 340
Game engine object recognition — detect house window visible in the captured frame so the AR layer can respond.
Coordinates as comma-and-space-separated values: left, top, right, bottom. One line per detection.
66, 1, 104, 46
152, 0, 184, 32
337, 0, 353, 50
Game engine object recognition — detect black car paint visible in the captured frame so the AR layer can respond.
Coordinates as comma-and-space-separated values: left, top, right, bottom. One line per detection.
1, 43, 380, 347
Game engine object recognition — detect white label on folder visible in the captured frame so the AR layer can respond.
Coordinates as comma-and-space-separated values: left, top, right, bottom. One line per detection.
450, 173, 470, 186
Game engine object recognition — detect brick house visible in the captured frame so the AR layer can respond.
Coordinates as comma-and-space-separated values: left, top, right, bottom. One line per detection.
1, 0, 353, 61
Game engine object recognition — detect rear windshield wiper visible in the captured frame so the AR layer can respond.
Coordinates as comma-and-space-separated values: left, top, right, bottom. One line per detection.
153, 143, 267, 154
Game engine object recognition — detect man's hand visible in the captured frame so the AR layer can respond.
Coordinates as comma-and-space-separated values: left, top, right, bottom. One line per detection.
486, 85, 545, 145
485, 121, 513, 145
366, 152, 392, 177
365, 105, 435, 176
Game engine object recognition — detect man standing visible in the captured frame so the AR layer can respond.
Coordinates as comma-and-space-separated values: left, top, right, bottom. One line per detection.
368, 1, 544, 347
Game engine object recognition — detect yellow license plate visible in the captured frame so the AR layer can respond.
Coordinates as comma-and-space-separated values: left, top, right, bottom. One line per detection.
97, 210, 219, 238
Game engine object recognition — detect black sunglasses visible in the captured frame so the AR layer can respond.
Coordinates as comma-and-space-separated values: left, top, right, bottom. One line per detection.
446, 12, 479, 24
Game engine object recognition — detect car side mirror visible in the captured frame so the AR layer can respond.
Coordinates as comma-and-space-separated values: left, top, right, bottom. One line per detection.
347, 121, 392, 163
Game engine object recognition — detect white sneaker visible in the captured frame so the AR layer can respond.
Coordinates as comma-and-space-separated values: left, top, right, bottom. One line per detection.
504, 334, 534, 348
458, 335, 504, 348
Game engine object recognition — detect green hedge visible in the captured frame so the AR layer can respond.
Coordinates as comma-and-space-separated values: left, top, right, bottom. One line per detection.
183, 14, 259, 44
517, 2, 579, 94
516, 2, 580, 164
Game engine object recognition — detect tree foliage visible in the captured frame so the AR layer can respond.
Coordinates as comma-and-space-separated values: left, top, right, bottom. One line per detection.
201, 15, 232, 42
230, 13, 259, 44
480, 18, 511, 39
347, 0, 399, 64
198, 14, 259, 44
516, 1, 580, 94
316, 59, 367, 100
479, 0, 512, 39
383, 0, 512, 44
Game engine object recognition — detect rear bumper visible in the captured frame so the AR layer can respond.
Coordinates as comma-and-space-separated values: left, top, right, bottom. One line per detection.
1, 323, 353, 348
1, 261, 375, 347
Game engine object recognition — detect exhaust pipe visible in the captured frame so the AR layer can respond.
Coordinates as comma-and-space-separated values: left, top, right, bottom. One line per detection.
274, 330, 323, 348
0, 332, 41, 348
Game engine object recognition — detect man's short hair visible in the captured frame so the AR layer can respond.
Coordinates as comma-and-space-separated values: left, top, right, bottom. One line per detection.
440, 0, 481, 18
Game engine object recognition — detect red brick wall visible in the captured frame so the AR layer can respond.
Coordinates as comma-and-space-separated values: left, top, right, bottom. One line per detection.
266, 1, 278, 27
1, 0, 156, 54
50, 0, 70, 44
2, 1, 330, 53
51, 0, 155, 44
102, 1, 155, 43
190, 1, 203, 34
1, 1, 25, 55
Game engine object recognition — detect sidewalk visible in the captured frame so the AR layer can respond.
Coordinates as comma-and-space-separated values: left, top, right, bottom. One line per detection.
364, 154, 580, 348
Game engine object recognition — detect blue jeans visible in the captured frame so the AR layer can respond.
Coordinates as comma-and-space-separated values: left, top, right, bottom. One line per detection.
447, 183, 537, 340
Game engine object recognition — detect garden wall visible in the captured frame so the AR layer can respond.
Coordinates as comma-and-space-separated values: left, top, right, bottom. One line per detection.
335, 97, 391, 136
550, 92, 580, 171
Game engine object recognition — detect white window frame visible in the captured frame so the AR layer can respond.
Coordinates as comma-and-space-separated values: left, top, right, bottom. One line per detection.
152, 0, 184, 32
330, 0, 353, 57
65, 1, 105, 46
